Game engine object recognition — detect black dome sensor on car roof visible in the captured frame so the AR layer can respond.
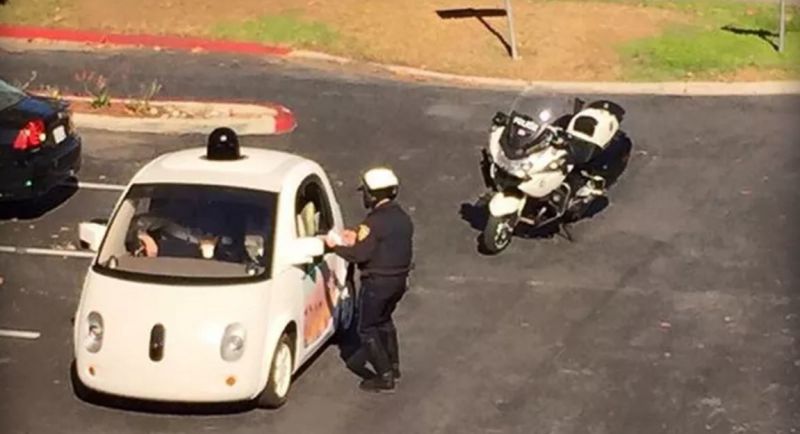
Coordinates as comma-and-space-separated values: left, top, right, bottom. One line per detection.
206, 127, 241, 160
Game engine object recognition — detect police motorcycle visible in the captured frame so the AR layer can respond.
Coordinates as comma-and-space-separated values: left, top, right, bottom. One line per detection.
478, 98, 630, 254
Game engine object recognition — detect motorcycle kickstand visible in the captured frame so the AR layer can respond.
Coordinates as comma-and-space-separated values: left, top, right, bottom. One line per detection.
558, 222, 575, 243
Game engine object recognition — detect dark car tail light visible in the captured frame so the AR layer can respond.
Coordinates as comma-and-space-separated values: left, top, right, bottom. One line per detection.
13, 119, 46, 151
14, 119, 46, 151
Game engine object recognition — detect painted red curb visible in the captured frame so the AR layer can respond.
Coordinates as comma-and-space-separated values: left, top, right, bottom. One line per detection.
0, 25, 293, 56
270, 104, 298, 134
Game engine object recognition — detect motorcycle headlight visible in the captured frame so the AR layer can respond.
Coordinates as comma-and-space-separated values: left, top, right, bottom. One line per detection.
220, 323, 247, 362
498, 157, 531, 178
84, 311, 104, 353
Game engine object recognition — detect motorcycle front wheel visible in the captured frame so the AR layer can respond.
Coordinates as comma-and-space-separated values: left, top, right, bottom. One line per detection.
480, 214, 514, 254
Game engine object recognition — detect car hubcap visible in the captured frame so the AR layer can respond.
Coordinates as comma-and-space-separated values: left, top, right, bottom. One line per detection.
274, 344, 292, 397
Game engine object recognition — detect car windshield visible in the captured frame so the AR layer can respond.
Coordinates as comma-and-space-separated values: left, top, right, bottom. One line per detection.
96, 183, 278, 282
0, 79, 26, 112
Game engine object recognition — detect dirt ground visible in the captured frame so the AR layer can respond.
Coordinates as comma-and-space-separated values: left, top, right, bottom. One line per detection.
4, 0, 690, 80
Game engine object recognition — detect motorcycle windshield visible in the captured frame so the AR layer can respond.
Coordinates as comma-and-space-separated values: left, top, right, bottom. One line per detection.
502, 87, 578, 133
500, 114, 553, 159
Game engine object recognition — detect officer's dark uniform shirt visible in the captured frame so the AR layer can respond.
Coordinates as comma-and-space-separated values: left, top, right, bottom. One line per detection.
333, 201, 413, 278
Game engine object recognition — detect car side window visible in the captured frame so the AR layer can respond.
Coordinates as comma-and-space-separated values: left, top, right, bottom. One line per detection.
295, 176, 334, 237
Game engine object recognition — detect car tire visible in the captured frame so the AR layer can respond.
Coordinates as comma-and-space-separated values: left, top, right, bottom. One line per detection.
257, 333, 294, 409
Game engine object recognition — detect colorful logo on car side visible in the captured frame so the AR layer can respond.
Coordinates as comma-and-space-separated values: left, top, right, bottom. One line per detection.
302, 258, 340, 347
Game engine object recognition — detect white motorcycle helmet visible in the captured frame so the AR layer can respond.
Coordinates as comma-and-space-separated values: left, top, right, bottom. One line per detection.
359, 167, 399, 209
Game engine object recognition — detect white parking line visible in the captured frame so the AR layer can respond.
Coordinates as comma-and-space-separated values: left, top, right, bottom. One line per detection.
0, 329, 41, 340
0, 246, 94, 259
62, 180, 125, 191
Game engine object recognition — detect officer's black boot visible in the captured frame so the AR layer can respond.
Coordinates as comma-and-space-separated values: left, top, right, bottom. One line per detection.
344, 346, 376, 380
381, 327, 401, 381
359, 336, 395, 393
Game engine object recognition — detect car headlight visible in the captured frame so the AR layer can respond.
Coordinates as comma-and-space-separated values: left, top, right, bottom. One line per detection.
84, 311, 104, 353
220, 323, 247, 362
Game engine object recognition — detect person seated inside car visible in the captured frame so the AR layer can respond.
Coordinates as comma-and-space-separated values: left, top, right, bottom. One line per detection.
123, 195, 259, 265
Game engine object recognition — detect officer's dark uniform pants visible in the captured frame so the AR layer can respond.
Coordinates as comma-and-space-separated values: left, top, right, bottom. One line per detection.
357, 275, 407, 377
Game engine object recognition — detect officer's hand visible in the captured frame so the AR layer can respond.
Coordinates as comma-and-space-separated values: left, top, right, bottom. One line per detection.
342, 229, 357, 246
324, 234, 338, 249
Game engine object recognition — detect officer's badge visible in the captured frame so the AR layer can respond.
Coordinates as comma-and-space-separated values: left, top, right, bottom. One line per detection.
357, 224, 371, 241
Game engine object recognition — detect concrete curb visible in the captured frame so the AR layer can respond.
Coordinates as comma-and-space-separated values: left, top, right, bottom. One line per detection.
52, 95, 296, 135
376, 65, 800, 96
2, 25, 799, 96
289, 51, 800, 95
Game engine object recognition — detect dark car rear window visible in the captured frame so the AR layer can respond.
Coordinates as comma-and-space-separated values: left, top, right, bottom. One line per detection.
0, 79, 26, 112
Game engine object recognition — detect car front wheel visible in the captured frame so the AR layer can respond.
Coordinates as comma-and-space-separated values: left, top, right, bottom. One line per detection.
257, 333, 294, 408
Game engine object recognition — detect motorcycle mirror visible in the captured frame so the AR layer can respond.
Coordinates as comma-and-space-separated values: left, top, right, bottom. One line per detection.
573, 97, 585, 114
538, 109, 552, 123
492, 111, 509, 126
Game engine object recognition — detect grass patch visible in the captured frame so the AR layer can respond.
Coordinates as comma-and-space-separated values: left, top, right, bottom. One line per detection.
211, 13, 338, 48
618, 1, 800, 80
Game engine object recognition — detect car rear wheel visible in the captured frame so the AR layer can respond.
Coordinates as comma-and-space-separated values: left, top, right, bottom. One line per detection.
257, 333, 294, 408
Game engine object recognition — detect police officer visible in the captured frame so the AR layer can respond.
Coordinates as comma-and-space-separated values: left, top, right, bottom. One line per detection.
325, 167, 414, 393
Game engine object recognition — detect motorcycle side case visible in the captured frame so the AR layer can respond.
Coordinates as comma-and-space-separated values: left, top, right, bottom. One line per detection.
587, 100, 625, 122
566, 107, 621, 150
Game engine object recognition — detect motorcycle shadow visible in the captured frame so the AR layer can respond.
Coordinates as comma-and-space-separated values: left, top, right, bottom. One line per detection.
586, 130, 634, 189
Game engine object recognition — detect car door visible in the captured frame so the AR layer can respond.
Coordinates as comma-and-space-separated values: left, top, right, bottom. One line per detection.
293, 175, 345, 359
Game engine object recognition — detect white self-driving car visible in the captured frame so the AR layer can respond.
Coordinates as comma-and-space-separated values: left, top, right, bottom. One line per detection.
72, 135, 351, 408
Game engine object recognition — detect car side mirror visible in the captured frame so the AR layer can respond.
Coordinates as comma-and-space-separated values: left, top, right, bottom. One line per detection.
287, 237, 325, 266
78, 221, 107, 252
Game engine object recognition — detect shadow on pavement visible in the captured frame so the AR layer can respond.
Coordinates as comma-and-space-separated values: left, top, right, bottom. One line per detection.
69, 361, 254, 415
0, 178, 79, 221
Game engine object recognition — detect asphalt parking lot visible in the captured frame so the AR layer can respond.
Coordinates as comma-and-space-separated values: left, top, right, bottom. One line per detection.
1, 48, 799, 434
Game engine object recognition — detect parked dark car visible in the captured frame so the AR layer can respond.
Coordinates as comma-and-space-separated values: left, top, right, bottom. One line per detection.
0, 78, 82, 202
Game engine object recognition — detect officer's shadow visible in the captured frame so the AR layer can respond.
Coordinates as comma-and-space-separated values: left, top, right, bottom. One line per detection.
330, 262, 375, 380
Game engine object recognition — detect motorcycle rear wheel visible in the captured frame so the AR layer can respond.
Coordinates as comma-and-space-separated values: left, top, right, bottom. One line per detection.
480, 215, 514, 254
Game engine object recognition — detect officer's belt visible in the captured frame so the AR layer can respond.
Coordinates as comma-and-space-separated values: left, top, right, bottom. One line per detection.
361, 264, 414, 277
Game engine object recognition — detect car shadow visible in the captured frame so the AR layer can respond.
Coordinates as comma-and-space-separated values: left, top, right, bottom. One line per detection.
69, 361, 254, 415
0, 178, 79, 221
